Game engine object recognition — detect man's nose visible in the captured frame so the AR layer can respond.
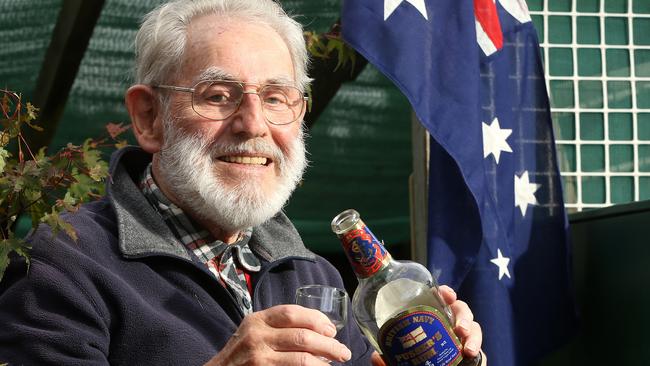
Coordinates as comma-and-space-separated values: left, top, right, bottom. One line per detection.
230, 92, 268, 137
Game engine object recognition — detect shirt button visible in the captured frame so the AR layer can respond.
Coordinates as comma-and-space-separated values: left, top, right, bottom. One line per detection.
243, 297, 250, 307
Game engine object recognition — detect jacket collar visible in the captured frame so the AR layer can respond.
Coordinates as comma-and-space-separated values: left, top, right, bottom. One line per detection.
106, 147, 315, 262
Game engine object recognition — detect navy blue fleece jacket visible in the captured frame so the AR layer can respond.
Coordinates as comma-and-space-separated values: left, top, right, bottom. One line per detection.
0, 147, 373, 365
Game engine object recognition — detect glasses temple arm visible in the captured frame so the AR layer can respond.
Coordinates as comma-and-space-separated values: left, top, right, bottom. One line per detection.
152, 85, 195, 93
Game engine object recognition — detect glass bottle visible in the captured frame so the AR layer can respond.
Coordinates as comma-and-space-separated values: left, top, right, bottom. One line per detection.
331, 209, 480, 366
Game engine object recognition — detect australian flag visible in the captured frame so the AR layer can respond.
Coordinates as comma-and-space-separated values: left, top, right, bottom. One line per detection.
342, 0, 578, 365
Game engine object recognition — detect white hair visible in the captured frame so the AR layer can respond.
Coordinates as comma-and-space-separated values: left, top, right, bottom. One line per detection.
134, 0, 311, 91
157, 114, 308, 232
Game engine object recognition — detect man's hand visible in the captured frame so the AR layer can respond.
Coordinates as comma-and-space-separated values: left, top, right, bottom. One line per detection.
371, 285, 486, 366
439, 285, 486, 365
203, 304, 352, 366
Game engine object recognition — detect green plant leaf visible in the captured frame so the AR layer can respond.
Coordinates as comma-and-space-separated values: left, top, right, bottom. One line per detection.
0, 131, 10, 147
25, 102, 38, 121
68, 172, 104, 203
82, 139, 102, 167
62, 191, 77, 207
40, 209, 78, 242
0, 237, 30, 282
13, 175, 25, 193
0, 148, 8, 173
22, 160, 41, 177
88, 164, 107, 182
22, 102, 43, 132
0, 89, 116, 281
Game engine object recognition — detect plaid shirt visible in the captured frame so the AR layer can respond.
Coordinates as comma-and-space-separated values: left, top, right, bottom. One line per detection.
139, 164, 260, 315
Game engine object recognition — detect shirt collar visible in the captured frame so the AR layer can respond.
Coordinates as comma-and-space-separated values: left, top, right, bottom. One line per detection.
107, 147, 316, 262
139, 163, 260, 271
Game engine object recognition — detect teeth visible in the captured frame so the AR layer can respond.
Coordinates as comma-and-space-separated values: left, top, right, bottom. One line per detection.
221, 156, 268, 165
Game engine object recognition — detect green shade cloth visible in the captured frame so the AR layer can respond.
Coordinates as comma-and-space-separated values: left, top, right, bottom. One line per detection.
1, 0, 413, 253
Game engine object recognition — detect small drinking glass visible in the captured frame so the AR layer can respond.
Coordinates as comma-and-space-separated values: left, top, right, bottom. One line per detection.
295, 285, 348, 332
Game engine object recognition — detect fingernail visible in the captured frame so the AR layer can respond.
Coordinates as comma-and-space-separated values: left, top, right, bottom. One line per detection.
458, 319, 471, 332
324, 323, 337, 337
464, 342, 478, 353
340, 345, 352, 361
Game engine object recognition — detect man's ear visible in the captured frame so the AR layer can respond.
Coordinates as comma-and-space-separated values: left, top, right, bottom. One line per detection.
125, 85, 164, 153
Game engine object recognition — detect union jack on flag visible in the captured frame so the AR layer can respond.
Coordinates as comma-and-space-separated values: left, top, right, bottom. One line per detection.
342, 0, 578, 364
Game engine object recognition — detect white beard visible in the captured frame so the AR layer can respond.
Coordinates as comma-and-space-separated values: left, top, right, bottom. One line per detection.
156, 118, 307, 233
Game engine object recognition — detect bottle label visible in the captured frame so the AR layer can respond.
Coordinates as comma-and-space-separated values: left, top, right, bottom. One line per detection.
378, 305, 463, 366
341, 225, 390, 277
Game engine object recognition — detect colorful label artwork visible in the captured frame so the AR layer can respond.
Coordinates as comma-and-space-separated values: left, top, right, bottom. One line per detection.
378, 306, 463, 366
341, 225, 389, 277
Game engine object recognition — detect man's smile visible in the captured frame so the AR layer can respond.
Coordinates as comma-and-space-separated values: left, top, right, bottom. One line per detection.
219, 155, 271, 166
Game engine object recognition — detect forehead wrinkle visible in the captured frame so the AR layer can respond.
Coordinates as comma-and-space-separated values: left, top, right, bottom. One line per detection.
265, 76, 296, 86
195, 66, 296, 87
195, 67, 236, 83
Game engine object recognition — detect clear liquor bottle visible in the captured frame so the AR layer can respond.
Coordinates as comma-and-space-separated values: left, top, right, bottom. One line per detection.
331, 209, 481, 366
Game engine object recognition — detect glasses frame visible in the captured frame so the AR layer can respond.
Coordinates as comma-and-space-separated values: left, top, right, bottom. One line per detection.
152, 80, 308, 125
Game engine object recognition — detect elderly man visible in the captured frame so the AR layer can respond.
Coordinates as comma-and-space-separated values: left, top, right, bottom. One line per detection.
0, 0, 484, 365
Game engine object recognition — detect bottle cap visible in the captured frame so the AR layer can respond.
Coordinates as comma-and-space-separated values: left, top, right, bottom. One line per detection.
331, 209, 360, 234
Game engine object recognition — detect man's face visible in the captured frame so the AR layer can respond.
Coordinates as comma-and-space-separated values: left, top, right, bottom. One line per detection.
154, 16, 307, 233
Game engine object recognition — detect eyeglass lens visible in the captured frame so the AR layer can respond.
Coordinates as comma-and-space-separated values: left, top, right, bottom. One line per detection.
192, 80, 303, 124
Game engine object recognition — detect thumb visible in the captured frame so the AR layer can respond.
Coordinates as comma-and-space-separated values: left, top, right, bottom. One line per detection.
371, 351, 387, 366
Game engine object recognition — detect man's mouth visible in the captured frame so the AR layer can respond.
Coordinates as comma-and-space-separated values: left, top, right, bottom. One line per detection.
219, 155, 270, 166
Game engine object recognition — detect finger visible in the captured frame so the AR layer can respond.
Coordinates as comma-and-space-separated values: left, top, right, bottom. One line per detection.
460, 321, 482, 358
371, 351, 387, 366
438, 285, 457, 305
268, 328, 352, 363
479, 349, 487, 366
271, 351, 336, 366
449, 300, 474, 337
258, 304, 337, 337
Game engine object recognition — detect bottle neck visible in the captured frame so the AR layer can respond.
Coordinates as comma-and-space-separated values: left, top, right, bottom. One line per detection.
338, 222, 392, 279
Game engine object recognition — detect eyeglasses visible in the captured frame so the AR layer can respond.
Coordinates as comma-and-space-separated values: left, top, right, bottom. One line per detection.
153, 80, 307, 125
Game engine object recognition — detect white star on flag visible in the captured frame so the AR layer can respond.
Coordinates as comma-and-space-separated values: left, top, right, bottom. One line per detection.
498, 0, 532, 23
482, 117, 512, 164
490, 248, 511, 280
514, 171, 540, 217
384, 0, 428, 21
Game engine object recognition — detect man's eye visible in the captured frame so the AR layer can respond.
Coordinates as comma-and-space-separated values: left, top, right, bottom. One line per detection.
204, 92, 230, 103
264, 95, 285, 105
262, 91, 289, 106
